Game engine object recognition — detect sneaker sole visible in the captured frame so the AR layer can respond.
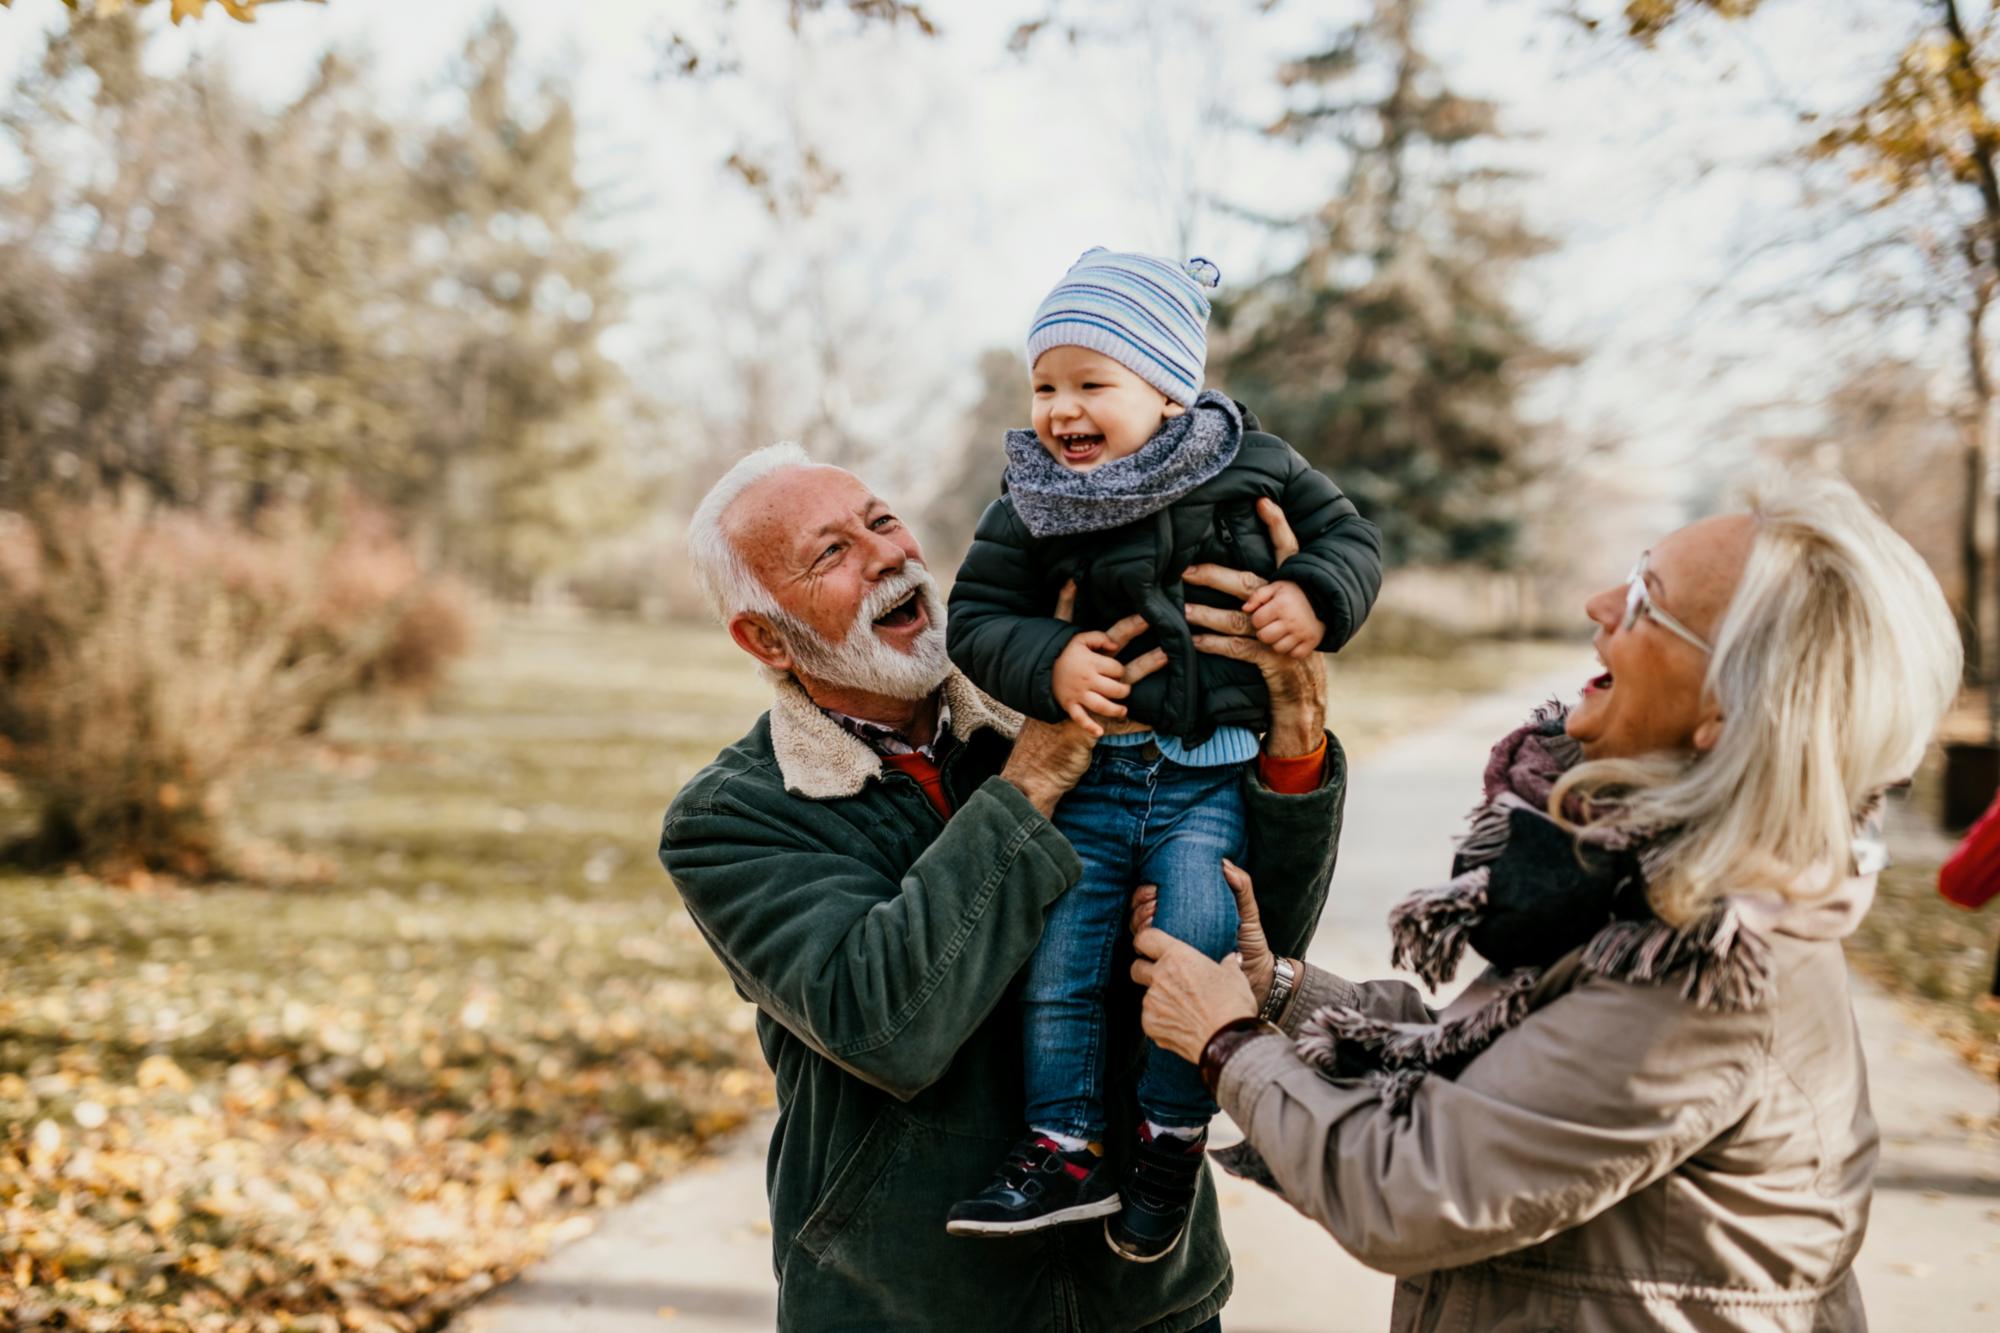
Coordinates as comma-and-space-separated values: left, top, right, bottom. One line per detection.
1103, 1216, 1185, 1264
944, 1194, 1122, 1237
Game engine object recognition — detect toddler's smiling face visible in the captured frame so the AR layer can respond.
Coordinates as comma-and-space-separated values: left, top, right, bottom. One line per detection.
1030, 346, 1185, 472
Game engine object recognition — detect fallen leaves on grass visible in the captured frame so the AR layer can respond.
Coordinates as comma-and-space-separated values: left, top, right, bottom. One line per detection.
1849, 862, 2000, 1086
0, 876, 767, 1332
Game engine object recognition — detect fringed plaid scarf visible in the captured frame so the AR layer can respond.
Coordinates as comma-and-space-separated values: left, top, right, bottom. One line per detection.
1214, 702, 1775, 1192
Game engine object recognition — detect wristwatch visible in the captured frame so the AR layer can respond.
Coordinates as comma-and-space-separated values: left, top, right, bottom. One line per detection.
1258, 955, 1298, 1025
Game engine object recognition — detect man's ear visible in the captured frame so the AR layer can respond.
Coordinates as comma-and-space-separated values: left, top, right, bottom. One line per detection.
729, 612, 792, 675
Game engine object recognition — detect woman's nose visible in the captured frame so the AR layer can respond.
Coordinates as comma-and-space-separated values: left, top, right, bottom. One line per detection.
1584, 582, 1624, 632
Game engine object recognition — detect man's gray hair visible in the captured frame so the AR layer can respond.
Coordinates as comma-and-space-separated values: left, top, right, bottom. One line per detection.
688, 442, 813, 620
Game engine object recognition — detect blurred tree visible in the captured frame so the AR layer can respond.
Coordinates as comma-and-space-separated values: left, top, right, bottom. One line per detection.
396, 15, 650, 596
1761, 358, 1963, 608
0, 12, 647, 597
1594, 0, 1995, 699
0, 0, 316, 23
923, 347, 1019, 573
1211, 0, 1563, 568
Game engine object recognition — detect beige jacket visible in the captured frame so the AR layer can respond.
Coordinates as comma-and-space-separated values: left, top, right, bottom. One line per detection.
1218, 908, 1877, 1331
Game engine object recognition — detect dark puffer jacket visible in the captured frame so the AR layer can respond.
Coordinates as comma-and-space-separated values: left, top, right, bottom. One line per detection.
948, 407, 1383, 744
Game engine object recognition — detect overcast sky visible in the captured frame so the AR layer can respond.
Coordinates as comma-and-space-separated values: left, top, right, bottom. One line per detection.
0, 0, 1932, 518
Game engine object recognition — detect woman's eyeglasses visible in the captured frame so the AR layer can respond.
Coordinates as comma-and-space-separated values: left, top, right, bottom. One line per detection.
1623, 552, 1713, 655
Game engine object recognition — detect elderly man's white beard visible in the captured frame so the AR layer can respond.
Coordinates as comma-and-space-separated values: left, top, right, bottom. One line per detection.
773, 565, 951, 701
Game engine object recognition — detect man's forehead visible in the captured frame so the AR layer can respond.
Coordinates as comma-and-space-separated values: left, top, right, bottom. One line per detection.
729, 466, 879, 544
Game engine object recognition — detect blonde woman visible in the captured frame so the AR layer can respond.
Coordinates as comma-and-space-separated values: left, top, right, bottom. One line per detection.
1131, 475, 1962, 1331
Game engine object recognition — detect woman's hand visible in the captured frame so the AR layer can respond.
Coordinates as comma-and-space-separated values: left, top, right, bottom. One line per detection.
1130, 859, 1275, 1007
1130, 927, 1259, 1065
1002, 581, 1167, 815
1182, 498, 1328, 757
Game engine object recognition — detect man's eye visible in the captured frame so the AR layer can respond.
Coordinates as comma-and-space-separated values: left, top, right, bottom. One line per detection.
872, 514, 899, 530
819, 543, 843, 563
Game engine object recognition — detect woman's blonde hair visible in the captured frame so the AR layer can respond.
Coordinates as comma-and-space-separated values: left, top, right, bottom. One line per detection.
1555, 472, 1963, 925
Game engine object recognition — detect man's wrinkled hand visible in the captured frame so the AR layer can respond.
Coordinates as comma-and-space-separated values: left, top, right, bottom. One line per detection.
1182, 498, 1328, 756
1003, 582, 1170, 814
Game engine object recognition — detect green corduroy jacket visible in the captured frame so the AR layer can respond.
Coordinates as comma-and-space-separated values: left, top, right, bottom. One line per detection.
657, 669, 1348, 1332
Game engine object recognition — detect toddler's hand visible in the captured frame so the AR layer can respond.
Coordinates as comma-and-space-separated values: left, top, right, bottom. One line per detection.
1052, 633, 1131, 738
1240, 578, 1323, 660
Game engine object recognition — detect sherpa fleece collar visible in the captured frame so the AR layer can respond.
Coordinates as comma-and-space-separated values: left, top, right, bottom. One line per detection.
768, 669, 1022, 801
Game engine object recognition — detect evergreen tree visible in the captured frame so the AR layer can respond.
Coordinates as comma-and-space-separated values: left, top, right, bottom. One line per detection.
1211, 0, 1560, 568
398, 16, 646, 595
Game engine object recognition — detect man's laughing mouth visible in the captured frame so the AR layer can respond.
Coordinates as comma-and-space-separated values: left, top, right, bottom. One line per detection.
873, 592, 924, 631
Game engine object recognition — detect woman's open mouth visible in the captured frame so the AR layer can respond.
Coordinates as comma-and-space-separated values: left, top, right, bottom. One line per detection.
873, 593, 925, 631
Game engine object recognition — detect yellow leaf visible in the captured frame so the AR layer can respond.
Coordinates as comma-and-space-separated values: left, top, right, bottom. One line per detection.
137, 1053, 193, 1093
146, 1196, 184, 1233
67, 1277, 124, 1305
219, 0, 258, 20
171, 0, 207, 25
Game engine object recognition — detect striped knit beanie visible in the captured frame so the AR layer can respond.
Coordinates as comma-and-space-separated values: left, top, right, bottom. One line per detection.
1025, 247, 1222, 407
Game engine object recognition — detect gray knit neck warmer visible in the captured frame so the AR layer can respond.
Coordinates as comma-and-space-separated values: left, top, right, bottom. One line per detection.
1001, 390, 1243, 539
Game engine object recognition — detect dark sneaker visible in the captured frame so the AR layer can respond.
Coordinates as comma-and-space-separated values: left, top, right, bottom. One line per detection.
945, 1134, 1120, 1236
1104, 1125, 1207, 1262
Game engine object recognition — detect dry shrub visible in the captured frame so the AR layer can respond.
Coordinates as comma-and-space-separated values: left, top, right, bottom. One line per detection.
311, 504, 476, 713
0, 496, 448, 878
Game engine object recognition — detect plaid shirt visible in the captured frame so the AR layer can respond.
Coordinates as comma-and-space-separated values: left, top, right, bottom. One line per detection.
824, 696, 953, 762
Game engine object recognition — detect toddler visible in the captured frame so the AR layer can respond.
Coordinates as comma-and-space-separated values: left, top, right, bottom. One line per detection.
943, 247, 1382, 1261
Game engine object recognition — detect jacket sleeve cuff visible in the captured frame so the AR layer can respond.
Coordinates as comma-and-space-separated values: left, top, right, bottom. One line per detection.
1215, 1031, 1307, 1124
1246, 730, 1342, 800
1255, 735, 1327, 794
1276, 963, 1366, 1035
968, 775, 1084, 893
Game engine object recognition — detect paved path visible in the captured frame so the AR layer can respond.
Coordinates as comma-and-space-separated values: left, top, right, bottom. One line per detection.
457, 666, 1999, 1331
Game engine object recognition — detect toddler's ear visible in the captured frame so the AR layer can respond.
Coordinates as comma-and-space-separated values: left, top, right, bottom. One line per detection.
1162, 399, 1187, 419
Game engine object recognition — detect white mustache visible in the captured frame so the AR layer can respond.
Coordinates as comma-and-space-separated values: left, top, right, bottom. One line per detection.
858, 566, 938, 627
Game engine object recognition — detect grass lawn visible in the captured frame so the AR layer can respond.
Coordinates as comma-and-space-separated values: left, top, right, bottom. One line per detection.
0, 613, 1577, 1331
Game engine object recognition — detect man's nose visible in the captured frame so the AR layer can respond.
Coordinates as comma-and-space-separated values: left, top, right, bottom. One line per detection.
860, 527, 907, 579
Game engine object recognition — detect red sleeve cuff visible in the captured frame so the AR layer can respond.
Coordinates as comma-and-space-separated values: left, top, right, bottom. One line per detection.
1256, 735, 1327, 795
1941, 789, 2000, 909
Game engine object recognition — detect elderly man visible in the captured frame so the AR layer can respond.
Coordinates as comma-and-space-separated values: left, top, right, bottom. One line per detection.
658, 443, 1348, 1332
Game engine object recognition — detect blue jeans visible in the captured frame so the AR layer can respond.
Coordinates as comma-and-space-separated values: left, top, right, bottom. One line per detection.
1022, 748, 1247, 1139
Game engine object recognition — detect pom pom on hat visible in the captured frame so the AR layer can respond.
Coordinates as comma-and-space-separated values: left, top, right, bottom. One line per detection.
1185, 256, 1221, 290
